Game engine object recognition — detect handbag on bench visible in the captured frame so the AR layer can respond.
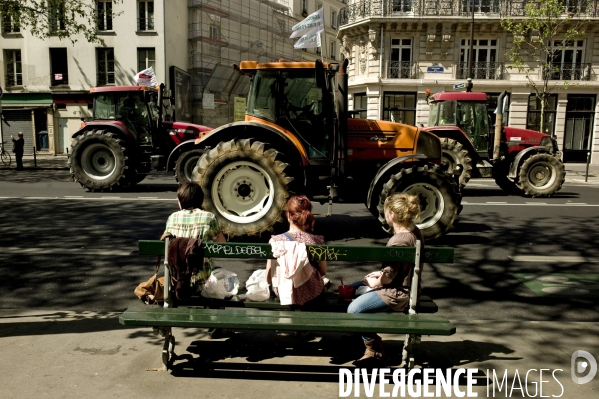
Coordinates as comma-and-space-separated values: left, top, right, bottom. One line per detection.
134, 256, 165, 305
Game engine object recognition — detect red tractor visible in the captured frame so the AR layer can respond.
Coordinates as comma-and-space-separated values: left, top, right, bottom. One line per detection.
69, 85, 212, 190
425, 91, 566, 197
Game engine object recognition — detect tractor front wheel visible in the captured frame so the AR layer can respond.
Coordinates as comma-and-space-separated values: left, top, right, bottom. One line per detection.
175, 149, 204, 185
192, 139, 293, 237
517, 153, 565, 197
377, 164, 461, 240
69, 130, 129, 191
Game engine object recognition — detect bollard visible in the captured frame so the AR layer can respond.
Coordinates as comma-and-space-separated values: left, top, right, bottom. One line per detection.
33, 146, 37, 168
585, 151, 590, 183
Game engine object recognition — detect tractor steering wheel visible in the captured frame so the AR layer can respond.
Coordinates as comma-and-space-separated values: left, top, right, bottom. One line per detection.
289, 103, 314, 121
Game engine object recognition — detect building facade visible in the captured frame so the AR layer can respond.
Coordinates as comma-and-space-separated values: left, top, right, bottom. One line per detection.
0, 0, 343, 155
338, 0, 599, 164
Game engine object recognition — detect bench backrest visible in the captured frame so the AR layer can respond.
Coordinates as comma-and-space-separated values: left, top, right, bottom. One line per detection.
138, 240, 454, 263
139, 239, 454, 312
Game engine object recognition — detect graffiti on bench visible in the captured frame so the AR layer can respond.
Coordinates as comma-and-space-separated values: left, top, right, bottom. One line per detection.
203, 243, 269, 257
308, 246, 347, 261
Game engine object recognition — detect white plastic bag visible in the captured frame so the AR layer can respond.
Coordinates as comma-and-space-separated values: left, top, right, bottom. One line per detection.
245, 269, 270, 302
201, 268, 240, 299
134, 66, 158, 86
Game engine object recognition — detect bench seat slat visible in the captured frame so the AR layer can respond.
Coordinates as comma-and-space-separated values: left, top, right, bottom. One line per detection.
120, 307, 455, 335
138, 240, 454, 263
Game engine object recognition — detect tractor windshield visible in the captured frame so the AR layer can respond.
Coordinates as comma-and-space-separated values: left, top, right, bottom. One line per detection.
429, 100, 457, 126
247, 69, 329, 159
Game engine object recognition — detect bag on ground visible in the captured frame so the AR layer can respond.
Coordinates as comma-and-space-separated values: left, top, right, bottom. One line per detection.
201, 268, 240, 299
245, 269, 270, 302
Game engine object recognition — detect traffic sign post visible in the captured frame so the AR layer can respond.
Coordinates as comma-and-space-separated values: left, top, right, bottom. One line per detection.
453, 82, 466, 90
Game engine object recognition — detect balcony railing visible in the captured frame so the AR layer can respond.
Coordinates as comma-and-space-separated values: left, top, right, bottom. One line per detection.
456, 62, 505, 80
388, 61, 419, 79
339, 0, 597, 26
543, 63, 591, 80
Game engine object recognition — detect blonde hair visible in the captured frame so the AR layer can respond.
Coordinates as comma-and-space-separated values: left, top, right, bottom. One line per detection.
384, 193, 420, 230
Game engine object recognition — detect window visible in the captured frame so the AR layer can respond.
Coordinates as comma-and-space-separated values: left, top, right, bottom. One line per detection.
137, 48, 155, 72
527, 94, 557, 136
97, 1, 113, 31
138, 0, 154, 31
389, 39, 413, 78
331, 10, 337, 29
50, 48, 69, 86
392, 0, 413, 12
350, 93, 368, 118
548, 40, 586, 80
49, 1, 66, 33
383, 92, 416, 125
4, 49, 22, 86
461, 0, 500, 13
302, 0, 308, 13
97, 48, 115, 85
564, 95, 595, 161
330, 41, 336, 60
459, 39, 499, 79
2, 5, 20, 33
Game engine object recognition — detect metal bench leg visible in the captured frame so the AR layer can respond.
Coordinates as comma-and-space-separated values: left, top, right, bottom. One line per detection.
402, 333, 415, 369
154, 327, 175, 370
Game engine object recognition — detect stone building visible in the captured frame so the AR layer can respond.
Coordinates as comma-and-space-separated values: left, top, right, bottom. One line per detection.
338, 0, 599, 164
0, 0, 343, 155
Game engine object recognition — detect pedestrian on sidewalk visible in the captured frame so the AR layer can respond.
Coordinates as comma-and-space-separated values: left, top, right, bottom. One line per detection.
11, 132, 24, 170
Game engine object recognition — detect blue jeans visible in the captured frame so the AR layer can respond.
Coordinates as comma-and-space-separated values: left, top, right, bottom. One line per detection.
347, 281, 392, 341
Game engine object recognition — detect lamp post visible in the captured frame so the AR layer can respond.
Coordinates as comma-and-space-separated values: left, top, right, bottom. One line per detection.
467, 0, 474, 92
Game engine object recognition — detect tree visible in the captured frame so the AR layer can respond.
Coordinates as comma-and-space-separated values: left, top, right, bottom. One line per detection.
0, 0, 122, 44
501, 0, 588, 133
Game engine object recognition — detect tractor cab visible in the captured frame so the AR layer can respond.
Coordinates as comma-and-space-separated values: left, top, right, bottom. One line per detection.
91, 86, 159, 145
242, 61, 336, 160
428, 93, 489, 153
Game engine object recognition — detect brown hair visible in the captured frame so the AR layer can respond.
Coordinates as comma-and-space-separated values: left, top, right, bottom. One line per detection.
177, 182, 204, 210
384, 193, 420, 229
286, 194, 315, 232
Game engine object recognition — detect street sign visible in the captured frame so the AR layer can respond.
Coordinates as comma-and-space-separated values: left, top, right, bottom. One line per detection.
453, 82, 466, 90
427, 63, 444, 74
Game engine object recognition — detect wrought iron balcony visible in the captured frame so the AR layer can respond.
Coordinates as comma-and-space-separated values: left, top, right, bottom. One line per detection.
388, 61, 420, 79
543, 63, 591, 80
338, 0, 597, 26
456, 62, 505, 80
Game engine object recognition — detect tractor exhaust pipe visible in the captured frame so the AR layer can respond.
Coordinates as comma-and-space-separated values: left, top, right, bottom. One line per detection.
338, 59, 349, 168
493, 91, 507, 161
157, 83, 165, 126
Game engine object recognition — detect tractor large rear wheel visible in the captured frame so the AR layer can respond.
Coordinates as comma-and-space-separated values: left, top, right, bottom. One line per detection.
377, 164, 461, 240
192, 139, 293, 237
517, 153, 565, 197
440, 138, 472, 190
69, 130, 129, 191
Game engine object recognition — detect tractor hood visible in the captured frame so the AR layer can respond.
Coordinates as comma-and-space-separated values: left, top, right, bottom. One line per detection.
503, 126, 551, 146
161, 121, 213, 145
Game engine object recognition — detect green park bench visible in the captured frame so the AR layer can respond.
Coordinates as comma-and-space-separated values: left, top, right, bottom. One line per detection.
120, 239, 455, 370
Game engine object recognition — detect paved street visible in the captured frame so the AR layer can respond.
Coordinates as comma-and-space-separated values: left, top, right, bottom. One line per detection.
1, 155, 598, 398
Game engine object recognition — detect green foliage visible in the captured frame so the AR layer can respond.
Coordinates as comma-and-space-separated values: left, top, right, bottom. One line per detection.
0, 0, 123, 44
501, 0, 588, 131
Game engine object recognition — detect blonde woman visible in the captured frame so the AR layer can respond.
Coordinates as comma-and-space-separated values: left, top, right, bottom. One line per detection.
347, 193, 423, 364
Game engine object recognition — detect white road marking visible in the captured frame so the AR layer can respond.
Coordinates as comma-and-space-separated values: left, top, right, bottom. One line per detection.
509, 255, 599, 263
138, 197, 159, 199
464, 203, 599, 207
1, 247, 134, 256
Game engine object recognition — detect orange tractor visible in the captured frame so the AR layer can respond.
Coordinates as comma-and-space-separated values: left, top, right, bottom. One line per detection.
188, 59, 461, 240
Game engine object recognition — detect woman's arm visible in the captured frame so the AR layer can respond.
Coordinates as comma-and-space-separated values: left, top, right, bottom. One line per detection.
317, 260, 327, 276
265, 259, 273, 285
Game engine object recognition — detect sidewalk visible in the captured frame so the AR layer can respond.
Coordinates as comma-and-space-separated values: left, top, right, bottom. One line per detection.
3, 154, 599, 184
0, 309, 597, 398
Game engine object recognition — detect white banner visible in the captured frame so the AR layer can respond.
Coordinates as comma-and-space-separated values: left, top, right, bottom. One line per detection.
290, 8, 324, 39
134, 66, 158, 86
294, 32, 321, 49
